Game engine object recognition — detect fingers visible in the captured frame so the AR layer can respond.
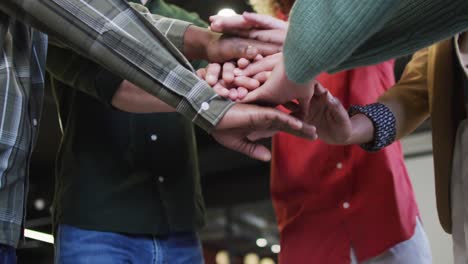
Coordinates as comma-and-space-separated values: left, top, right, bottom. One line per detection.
248, 29, 287, 45
209, 15, 254, 33
234, 136, 273, 162
209, 13, 288, 34
252, 72, 271, 83
244, 39, 282, 56
325, 91, 348, 124
237, 58, 251, 69
226, 40, 280, 61
234, 53, 281, 77
240, 74, 280, 105
228, 88, 238, 101
233, 76, 260, 90
212, 130, 272, 161
236, 87, 248, 100
247, 130, 278, 141
222, 62, 235, 83
213, 81, 230, 97
212, 79, 252, 101
242, 140, 272, 162
240, 86, 264, 104
313, 81, 328, 95
259, 109, 317, 140
206, 63, 221, 86
242, 12, 288, 30
305, 81, 345, 125
211, 74, 259, 101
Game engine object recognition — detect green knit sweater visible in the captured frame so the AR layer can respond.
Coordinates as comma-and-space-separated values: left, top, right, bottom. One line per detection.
284, 0, 468, 83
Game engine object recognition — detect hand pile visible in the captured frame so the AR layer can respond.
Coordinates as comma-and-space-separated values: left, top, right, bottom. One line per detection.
206, 13, 354, 161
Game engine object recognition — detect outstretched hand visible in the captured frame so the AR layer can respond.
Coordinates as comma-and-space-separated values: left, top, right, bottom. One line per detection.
285, 83, 353, 145
213, 103, 317, 161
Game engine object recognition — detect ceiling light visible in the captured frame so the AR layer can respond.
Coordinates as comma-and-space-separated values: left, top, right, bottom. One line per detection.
215, 250, 230, 264
259, 258, 275, 264
34, 198, 45, 211
24, 229, 54, 244
271, 244, 281, 254
256, 238, 268, 247
217, 8, 237, 17
244, 253, 260, 264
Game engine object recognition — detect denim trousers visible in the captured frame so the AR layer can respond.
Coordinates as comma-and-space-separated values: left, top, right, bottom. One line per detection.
55, 224, 204, 264
0, 244, 16, 264
350, 218, 432, 264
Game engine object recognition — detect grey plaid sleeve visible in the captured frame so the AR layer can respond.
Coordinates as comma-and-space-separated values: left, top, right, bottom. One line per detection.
0, 0, 234, 132
129, 2, 190, 52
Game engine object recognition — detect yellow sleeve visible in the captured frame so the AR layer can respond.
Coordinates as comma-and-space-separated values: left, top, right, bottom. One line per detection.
378, 48, 431, 139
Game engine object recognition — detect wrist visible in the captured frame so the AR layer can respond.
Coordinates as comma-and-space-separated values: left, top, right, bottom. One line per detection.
345, 113, 375, 145
184, 25, 219, 60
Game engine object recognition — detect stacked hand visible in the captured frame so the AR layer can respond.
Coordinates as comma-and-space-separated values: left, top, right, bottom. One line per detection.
187, 12, 360, 161
206, 13, 318, 119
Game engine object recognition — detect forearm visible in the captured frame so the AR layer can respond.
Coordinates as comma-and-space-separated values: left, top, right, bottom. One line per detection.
112, 81, 175, 113
283, 0, 400, 83
379, 97, 429, 141
2, 0, 233, 132
331, 0, 468, 74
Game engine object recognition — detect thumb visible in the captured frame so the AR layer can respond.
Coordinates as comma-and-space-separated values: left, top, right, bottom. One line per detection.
243, 140, 272, 161
241, 87, 268, 104
327, 93, 348, 124
229, 136, 272, 161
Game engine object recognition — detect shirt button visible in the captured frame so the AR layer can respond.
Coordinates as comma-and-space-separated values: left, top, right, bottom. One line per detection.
150, 134, 158, 141
158, 176, 165, 183
342, 202, 350, 209
336, 162, 343, 169
201, 102, 210, 111
32, 118, 38, 127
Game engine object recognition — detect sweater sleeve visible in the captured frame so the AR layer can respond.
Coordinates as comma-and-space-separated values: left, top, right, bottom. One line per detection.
283, 0, 400, 83
284, 0, 468, 83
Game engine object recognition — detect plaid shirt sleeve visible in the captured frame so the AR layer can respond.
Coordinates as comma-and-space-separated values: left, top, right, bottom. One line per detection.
1, 0, 234, 132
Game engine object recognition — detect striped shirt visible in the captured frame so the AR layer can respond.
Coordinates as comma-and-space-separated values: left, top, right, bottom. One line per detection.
0, 0, 233, 247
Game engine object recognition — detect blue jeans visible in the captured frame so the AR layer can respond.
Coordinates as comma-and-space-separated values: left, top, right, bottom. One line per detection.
0, 244, 16, 264
55, 224, 204, 264
350, 218, 432, 264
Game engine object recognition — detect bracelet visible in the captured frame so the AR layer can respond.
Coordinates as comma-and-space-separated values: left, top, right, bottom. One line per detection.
348, 103, 396, 152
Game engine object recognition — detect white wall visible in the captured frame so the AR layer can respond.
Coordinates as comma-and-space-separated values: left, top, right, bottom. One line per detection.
403, 135, 453, 263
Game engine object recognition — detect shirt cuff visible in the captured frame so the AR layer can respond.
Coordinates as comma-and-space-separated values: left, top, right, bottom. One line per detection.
129, 2, 191, 52
162, 19, 191, 52
190, 92, 236, 132
164, 65, 235, 132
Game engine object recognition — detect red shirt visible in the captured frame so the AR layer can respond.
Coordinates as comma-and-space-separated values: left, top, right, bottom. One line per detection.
271, 61, 419, 263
